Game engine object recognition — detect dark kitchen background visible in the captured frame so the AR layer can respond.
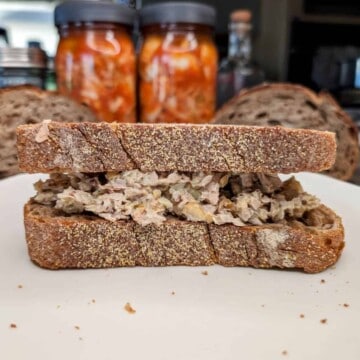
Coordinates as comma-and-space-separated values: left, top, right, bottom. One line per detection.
1, 0, 360, 114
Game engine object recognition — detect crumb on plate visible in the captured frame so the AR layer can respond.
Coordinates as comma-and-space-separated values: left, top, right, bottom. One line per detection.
124, 302, 136, 314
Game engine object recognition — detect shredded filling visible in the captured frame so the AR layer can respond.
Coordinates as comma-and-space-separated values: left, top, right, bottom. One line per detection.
33, 171, 320, 227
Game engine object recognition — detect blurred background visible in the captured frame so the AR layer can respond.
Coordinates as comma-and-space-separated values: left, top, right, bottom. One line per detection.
0, 0, 360, 111
2, 0, 360, 107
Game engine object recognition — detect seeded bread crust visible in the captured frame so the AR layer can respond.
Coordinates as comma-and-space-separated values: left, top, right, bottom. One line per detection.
24, 201, 344, 273
0, 85, 98, 179
17, 122, 336, 174
213, 83, 359, 180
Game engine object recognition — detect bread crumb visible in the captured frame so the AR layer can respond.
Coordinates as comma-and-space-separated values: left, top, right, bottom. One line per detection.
201, 270, 208, 276
320, 279, 326, 284
10, 323, 17, 329
320, 318, 327, 324
124, 302, 136, 314
300, 314, 305, 318
17, 284, 23, 289
92, 299, 96, 303
74, 325, 80, 330
343, 303, 350, 308
171, 291, 175, 295
282, 350, 288, 356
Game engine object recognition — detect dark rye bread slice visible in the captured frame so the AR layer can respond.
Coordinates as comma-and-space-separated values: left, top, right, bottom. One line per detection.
16, 122, 336, 174
0, 86, 98, 179
214, 83, 359, 180
24, 201, 344, 273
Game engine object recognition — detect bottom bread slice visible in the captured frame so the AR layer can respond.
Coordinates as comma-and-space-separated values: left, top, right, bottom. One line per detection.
24, 201, 345, 273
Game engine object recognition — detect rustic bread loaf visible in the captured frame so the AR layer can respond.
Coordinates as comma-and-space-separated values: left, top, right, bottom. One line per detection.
24, 201, 344, 273
16, 122, 336, 174
214, 83, 359, 181
0, 86, 98, 179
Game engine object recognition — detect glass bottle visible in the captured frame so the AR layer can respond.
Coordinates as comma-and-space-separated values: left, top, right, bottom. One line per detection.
217, 10, 265, 108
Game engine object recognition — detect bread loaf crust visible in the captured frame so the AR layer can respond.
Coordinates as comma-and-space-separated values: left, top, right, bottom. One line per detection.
24, 201, 344, 273
17, 122, 336, 174
0, 85, 98, 179
214, 83, 359, 180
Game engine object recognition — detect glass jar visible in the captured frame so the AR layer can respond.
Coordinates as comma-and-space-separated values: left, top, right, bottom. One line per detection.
139, 2, 218, 123
55, 1, 136, 123
0, 47, 47, 89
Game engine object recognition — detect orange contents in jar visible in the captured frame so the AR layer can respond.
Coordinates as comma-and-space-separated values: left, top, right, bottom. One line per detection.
56, 24, 136, 123
54, 0, 137, 123
139, 26, 217, 123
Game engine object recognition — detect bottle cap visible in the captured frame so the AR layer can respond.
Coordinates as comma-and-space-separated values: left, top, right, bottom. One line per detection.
230, 10, 252, 23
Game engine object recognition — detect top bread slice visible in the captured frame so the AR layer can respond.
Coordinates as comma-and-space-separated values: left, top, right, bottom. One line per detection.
213, 83, 359, 180
16, 122, 336, 174
0, 85, 98, 179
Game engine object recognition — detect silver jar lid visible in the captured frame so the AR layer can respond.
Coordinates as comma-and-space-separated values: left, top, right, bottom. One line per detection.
0, 47, 47, 69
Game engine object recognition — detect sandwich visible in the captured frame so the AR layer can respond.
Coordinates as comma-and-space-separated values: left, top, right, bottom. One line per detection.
16, 121, 345, 273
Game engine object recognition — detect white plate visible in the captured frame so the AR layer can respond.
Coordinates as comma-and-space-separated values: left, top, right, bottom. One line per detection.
0, 173, 359, 360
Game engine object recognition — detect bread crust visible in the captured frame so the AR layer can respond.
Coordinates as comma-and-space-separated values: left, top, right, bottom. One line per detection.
24, 201, 344, 273
216, 83, 323, 117
214, 83, 359, 180
17, 122, 336, 174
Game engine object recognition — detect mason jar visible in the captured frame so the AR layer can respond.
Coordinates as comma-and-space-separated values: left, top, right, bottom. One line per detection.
139, 2, 218, 123
55, 0, 136, 123
0, 47, 47, 89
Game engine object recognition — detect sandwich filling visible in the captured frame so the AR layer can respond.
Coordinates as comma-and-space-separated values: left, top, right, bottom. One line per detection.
33, 170, 320, 227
